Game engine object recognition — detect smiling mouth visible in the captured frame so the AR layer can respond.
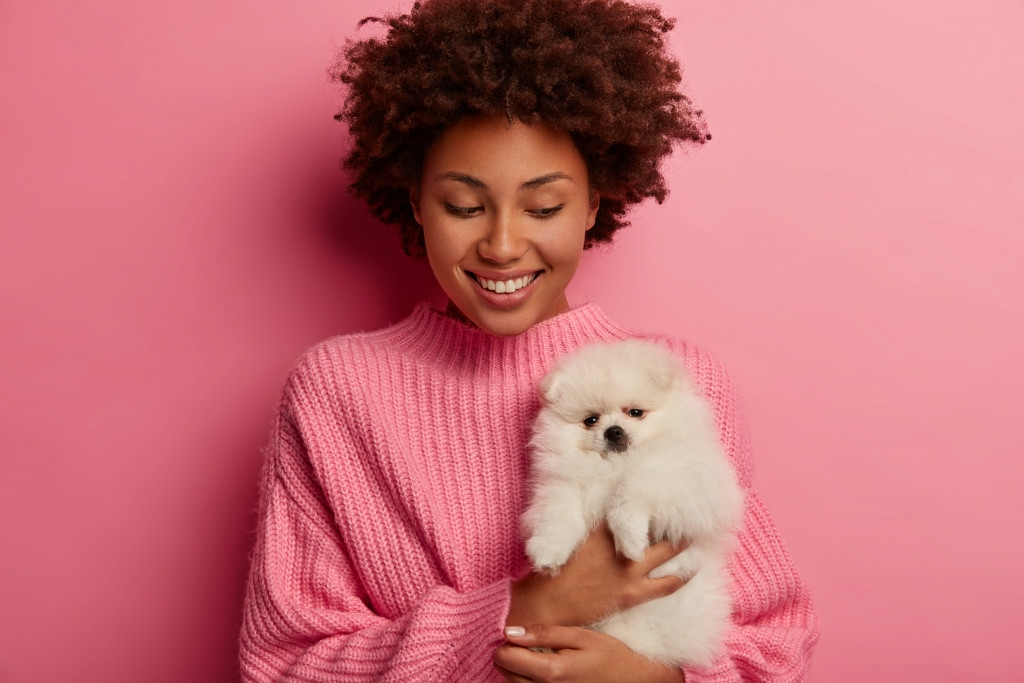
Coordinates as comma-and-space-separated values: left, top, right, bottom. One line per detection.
469, 271, 540, 294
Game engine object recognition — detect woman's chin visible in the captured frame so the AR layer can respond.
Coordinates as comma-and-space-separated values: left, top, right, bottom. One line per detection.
449, 297, 570, 337
442, 271, 572, 336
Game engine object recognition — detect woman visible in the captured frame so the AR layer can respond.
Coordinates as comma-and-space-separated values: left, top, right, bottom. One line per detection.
240, 0, 818, 680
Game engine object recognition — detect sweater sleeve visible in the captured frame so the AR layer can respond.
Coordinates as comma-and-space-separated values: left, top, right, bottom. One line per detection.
239, 399, 509, 682
677, 347, 820, 682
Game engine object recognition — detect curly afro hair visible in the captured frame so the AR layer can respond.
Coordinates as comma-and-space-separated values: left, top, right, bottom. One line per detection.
332, 0, 709, 257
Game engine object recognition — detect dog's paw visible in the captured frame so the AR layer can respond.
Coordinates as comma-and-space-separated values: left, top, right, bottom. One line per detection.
648, 516, 687, 547
646, 562, 675, 580
525, 535, 574, 572
649, 545, 703, 580
648, 555, 694, 580
606, 507, 650, 562
614, 532, 649, 563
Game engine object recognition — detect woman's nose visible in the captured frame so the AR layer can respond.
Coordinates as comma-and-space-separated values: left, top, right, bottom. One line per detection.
477, 210, 526, 263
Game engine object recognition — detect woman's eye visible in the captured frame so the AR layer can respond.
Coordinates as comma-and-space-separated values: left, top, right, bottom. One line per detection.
529, 205, 564, 218
628, 408, 644, 418
445, 203, 483, 217
583, 415, 599, 427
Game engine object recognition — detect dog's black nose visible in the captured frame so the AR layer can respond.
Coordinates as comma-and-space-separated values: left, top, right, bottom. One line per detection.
604, 425, 624, 442
603, 425, 628, 452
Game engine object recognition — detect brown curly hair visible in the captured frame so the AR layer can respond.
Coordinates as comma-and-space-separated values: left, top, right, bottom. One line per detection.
332, 0, 709, 257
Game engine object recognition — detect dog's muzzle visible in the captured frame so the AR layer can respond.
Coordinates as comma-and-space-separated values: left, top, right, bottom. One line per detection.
603, 425, 629, 453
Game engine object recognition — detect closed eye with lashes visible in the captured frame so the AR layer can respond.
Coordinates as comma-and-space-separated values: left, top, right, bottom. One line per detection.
529, 205, 564, 218
443, 203, 564, 218
444, 203, 483, 217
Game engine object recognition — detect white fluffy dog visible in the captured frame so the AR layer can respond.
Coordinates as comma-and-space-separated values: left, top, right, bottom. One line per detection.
522, 339, 744, 668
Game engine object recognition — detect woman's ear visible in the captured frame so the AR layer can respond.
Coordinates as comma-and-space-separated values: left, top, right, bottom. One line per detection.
409, 186, 423, 225
586, 189, 600, 231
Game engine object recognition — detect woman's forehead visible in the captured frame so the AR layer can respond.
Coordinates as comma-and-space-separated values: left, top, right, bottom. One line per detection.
422, 114, 588, 188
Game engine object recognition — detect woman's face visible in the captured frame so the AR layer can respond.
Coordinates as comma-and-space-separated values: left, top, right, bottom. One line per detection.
412, 114, 599, 337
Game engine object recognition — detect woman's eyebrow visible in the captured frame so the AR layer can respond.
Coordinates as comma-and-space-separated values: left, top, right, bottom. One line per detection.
435, 171, 487, 188
433, 171, 575, 190
520, 172, 573, 190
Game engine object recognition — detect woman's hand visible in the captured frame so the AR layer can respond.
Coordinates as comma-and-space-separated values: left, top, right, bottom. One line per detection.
494, 625, 684, 682
507, 522, 686, 628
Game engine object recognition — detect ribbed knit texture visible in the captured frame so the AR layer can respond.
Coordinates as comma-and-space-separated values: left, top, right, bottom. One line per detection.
240, 304, 819, 682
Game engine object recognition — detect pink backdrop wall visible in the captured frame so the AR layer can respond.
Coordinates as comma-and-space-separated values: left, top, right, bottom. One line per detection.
2, 1, 1021, 680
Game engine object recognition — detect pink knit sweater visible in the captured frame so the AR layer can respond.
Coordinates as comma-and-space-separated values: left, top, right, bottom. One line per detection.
240, 304, 818, 681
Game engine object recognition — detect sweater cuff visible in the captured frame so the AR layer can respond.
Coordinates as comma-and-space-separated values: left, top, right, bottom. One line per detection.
426, 578, 513, 676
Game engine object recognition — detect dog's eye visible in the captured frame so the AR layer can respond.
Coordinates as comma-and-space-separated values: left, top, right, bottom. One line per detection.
583, 415, 599, 428
627, 408, 645, 418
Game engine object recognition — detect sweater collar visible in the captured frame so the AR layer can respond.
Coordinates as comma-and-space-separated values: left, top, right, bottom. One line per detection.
375, 302, 635, 369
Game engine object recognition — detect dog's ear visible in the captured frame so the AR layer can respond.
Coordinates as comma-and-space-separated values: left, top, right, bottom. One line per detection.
538, 370, 561, 406
645, 352, 686, 393
646, 367, 674, 392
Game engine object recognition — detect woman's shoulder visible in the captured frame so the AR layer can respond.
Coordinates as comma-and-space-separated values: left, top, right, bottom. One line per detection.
279, 306, 433, 396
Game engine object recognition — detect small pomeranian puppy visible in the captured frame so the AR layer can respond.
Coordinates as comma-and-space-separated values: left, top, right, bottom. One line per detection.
522, 339, 744, 668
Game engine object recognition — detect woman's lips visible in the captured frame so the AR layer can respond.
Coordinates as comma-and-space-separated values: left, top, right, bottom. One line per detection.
467, 270, 543, 307
473, 272, 539, 294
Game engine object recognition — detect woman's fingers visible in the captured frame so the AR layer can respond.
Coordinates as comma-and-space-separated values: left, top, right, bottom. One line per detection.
644, 571, 686, 598
494, 642, 558, 680
494, 662, 532, 683
494, 625, 684, 683
618, 537, 687, 607
640, 536, 688, 571
494, 625, 587, 680
504, 624, 588, 651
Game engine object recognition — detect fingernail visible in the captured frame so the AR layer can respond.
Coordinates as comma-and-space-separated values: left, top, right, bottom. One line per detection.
505, 626, 526, 638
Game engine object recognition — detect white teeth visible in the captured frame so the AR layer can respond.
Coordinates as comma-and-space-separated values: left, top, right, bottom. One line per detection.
475, 273, 537, 293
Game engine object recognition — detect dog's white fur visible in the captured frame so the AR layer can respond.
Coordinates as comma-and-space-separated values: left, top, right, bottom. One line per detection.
522, 339, 744, 668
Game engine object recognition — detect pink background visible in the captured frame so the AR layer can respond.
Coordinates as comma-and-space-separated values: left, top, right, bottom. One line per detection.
2, 0, 1022, 680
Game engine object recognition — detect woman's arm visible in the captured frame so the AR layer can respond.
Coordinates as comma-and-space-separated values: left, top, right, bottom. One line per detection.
678, 344, 820, 681
678, 490, 819, 682
239, 407, 510, 682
